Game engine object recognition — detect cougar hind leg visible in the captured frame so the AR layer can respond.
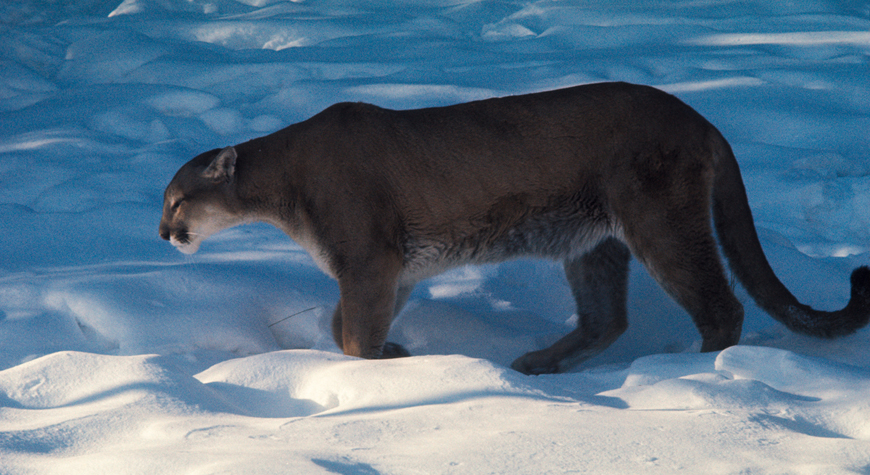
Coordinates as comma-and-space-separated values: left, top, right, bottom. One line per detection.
511, 238, 631, 375
625, 210, 744, 353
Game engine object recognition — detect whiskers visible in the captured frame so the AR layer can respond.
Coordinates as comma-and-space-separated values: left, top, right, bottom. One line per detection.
172, 230, 203, 246
181, 231, 206, 242
170, 234, 190, 246
168, 229, 205, 255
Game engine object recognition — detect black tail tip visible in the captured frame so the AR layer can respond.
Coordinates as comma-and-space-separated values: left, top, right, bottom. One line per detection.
849, 265, 870, 311
851, 265, 870, 288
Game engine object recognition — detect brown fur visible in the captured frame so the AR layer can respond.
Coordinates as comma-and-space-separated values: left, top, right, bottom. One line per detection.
159, 82, 870, 374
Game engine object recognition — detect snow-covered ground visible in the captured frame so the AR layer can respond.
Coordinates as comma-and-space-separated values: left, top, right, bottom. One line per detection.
2, 0, 870, 473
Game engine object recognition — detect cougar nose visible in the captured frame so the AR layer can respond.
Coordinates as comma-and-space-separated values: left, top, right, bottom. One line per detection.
159, 224, 170, 241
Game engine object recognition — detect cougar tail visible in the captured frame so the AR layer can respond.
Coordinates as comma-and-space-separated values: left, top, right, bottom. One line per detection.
711, 134, 870, 338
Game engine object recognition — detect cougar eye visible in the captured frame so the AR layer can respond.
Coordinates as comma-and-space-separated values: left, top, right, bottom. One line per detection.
170, 198, 184, 212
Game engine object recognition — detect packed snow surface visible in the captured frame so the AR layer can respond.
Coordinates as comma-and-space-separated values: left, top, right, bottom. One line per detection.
2, 0, 870, 473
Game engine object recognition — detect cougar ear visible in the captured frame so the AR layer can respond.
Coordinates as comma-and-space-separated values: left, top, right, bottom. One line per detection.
203, 146, 237, 183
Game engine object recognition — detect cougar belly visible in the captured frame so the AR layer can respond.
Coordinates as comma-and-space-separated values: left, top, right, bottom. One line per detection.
400, 205, 621, 283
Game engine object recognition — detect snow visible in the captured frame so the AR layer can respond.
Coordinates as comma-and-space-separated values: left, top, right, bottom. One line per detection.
1, 0, 870, 472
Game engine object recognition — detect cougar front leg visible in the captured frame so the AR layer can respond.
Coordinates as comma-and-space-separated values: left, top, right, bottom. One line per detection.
511, 238, 631, 375
330, 252, 408, 359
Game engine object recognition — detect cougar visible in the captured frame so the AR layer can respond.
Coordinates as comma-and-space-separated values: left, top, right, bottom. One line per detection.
159, 82, 870, 375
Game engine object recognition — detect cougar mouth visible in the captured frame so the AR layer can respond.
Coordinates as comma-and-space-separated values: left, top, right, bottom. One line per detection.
173, 229, 191, 245
161, 227, 201, 254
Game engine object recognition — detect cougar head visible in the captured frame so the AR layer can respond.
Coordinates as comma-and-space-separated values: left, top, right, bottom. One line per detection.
159, 146, 246, 254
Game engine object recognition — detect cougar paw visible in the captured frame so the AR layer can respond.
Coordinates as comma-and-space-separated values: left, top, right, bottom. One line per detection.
510, 352, 560, 375
379, 341, 411, 359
